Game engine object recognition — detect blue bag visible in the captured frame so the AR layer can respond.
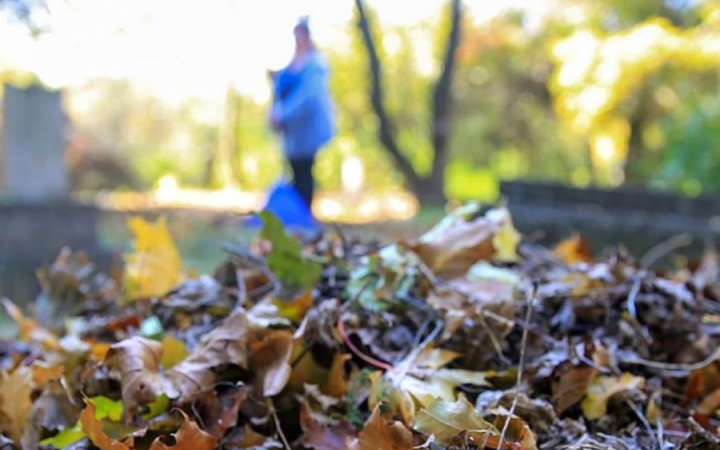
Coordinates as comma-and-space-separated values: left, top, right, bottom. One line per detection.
247, 181, 320, 231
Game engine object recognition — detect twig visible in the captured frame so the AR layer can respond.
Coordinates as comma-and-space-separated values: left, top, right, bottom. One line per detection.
496, 283, 536, 450
267, 398, 291, 450
390, 319, 444, 386
652, 393, 665, 450
626, 274, 643, 319
640, 233, 693, 269
235, 268, 247, 306
619, 346, 720, 374
625, 398, 658, 449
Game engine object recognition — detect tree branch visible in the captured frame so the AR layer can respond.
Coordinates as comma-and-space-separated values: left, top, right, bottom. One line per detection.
354, 0, 422, 189
430, 0, 462, 180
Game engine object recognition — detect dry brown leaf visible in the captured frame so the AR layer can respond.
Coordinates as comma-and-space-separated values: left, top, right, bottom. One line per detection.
696, 387, 720, 416
167, 308, 249, 400
552, 365, 598, 415
300, 404, 356, 450
195, 384, 248, 439
226, 424, 279, 448
488, 413, 538, 450
2, 299, 61, 351
149, 410, 217, 450
581, 373, 645, 420
410, 218, 497, 279
554, 233, 593, 265
31, 362, 64, 387
106, 336, 172, 419
249, 331, 294, 397
0, 365, 33, 443
21, 379, 79, 450
80, 402, 134, 450
108, 309, 249, 420
348, 404, 414, 450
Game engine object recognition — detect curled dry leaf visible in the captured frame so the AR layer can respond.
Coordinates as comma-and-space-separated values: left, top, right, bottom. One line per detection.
581, 373, 645, 420
300, 404, 356, 450
108, 309, 249, 418
409, 216, 497, 280
249, 331, 294, 397
348, 403, 414, 450
106, 336, 173, 419
148, 410, 217, 450
197, 384, 247, 439
0, 365, 33, 443
410, 206, 520, 279
79, 402, 134, 450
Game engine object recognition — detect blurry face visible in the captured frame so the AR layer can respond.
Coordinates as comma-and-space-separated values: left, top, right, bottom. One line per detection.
294, 27, 310, 49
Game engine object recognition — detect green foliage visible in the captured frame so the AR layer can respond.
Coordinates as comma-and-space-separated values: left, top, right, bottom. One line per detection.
258, 211, 322, 292
48, 0, 720, 199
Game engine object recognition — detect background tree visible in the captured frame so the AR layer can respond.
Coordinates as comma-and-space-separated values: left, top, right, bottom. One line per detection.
354, 0, 462, 204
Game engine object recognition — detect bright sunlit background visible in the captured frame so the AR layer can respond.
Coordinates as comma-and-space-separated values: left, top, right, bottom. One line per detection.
0, 0, 718, 223
1, 0, 549, 103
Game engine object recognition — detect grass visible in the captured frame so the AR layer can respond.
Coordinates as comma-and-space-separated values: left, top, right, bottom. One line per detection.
97, 205, 447, 275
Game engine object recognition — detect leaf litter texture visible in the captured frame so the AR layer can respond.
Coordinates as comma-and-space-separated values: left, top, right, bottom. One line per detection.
0, 208, 719, 449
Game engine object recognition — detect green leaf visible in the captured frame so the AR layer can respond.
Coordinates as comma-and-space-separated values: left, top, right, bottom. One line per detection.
143, 394, 170, 420
40, 424, 85, 448
88, 396, 124, 422
258, 211, 322, 292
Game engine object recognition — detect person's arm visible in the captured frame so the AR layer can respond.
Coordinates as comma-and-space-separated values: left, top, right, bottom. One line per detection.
277, 63, 326, 124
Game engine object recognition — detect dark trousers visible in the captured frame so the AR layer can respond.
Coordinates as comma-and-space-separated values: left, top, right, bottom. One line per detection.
290, 156, 315, 210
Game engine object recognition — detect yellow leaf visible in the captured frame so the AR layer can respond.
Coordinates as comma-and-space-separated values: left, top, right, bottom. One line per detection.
412, 395, 494, 446
324, 353, 351, 397
553, 233, 593, 264
581, 373, 645, 420
160, 335, 189, 370
386, 347, 488, 407
123, 216, 183, 299
0, 366, 33, 442
272, 290, 313, 323
491, 207, 521, 262
368, 371, 416, 426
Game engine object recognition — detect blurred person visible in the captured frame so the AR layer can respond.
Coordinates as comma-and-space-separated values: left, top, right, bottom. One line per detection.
269, 16, 335, 212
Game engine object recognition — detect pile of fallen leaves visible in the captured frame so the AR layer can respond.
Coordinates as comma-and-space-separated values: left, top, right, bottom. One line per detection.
2, 204, 720, 450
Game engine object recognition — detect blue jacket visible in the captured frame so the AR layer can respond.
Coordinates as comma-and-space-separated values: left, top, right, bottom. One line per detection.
271, 51, 335, 160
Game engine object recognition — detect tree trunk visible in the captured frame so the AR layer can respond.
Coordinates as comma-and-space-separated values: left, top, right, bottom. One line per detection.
354, 0, 423, 191
428, 0, 462, 205
354, 0, 462, 205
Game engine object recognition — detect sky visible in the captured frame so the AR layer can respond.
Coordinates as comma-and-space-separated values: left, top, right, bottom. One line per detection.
0, 0, 549, 105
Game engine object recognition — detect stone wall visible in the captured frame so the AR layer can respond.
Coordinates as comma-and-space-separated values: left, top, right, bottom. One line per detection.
501, 181, 720, 260
0, 201, 105, 304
